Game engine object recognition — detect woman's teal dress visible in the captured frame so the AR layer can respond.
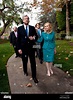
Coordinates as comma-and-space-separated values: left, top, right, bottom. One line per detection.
37, 31, 56, 62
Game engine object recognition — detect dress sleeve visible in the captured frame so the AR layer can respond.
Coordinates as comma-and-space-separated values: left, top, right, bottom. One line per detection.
53, 31, 56, 48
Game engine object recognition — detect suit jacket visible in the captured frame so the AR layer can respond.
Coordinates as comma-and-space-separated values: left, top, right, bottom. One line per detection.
17, 25, 38, 50
37, 31, 56, 50
9, 31, 17, 46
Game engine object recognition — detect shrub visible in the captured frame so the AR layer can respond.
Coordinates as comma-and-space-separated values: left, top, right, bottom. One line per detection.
61, 33, 66, 40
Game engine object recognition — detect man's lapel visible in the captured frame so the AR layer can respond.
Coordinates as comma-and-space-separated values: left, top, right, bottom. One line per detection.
22, 25, 26, 35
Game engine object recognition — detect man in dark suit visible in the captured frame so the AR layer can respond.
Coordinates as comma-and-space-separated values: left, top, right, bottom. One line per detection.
9, 26, 20, 58
17, 15, 38, 83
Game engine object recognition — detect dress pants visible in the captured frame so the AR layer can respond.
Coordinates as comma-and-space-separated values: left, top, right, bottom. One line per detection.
21, 46, 36, 79
13, 45, 20, 56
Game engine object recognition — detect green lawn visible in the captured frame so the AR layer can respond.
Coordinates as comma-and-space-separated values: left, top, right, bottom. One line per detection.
54, 40, 73, 75
0, 39, 14, 93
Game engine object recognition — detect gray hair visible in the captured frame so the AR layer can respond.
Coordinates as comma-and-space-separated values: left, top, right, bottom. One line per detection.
22, 15, 29, 20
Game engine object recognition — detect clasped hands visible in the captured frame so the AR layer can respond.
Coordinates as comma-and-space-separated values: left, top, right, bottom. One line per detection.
28, 36, 35, 40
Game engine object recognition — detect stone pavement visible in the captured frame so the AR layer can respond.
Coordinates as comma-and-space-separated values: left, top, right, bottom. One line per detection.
6, 53, 73, 94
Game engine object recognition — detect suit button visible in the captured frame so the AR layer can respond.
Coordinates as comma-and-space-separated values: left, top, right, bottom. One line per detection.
28, 42, 29, 43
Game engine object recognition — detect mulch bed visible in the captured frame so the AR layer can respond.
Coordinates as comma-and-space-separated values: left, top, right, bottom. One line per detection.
0, 39, 9, 44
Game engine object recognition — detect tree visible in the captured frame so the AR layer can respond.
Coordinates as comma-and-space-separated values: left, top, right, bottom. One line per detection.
0, 0, 31, 36
41, 0, 57, 14
65, 0, 71, 36
56, 0, 71, 36
39, 0, 58, 29
56, 5, 66, 31
69, 0, 73, 32
33, 0, 71, 36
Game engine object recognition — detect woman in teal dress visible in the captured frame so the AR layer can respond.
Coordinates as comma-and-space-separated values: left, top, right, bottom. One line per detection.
37, 22, 56, 76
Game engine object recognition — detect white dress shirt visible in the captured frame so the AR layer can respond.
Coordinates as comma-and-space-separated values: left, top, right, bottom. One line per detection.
24, 24, 29, 36
14, 32, 17, 38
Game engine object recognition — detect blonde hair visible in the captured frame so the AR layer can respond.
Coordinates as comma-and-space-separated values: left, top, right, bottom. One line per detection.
44, 22, 52, 33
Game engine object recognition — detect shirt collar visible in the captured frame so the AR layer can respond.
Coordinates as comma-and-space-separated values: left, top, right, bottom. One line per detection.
24, 24, 29, 29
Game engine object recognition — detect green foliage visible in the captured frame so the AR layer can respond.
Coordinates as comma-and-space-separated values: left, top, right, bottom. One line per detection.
56, 0, 73, 32
40, 14, 49, 25
0, 28, 2, 32
0, 0, 22, 23
0, 0, 31, 36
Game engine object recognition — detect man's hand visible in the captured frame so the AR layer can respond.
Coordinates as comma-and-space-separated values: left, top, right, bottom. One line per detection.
18, 49, 22, 54
29, 36, 35, 40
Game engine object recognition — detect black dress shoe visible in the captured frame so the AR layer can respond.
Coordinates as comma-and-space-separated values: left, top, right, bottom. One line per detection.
40, 60, 43, 64
33, 78, 38, 83
24, 72, 28, 76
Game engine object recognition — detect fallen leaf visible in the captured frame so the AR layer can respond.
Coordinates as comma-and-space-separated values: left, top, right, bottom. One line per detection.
66, 71, 69, 74
19, 67, 22, 69
3, 74, 5, 76
58, 57, 61, 60
30, 78, 32, 80
70, 51, 73, 54
26, 83, 32, 87
14, 83, 16, 85
20, 85, 23, 87
65, 57, 68, 60
68, 74, 70, 76
3, 55, 5, 57
57, 83, 59, 85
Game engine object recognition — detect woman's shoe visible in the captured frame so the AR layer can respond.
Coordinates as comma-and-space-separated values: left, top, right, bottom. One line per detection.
47, 74, 50, 76
47, 71, 50, 76
50, 69, 53, 74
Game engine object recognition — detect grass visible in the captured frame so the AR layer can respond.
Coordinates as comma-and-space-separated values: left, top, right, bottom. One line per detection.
0, 39, 14, 93
54, 40, 73, 76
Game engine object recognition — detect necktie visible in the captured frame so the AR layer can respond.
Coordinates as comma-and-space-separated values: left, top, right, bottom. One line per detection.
25, 25, 28, 36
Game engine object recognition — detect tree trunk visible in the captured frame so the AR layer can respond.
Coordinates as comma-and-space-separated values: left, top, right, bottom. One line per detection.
0, 20, 11, 36
66, 0, 70, 36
